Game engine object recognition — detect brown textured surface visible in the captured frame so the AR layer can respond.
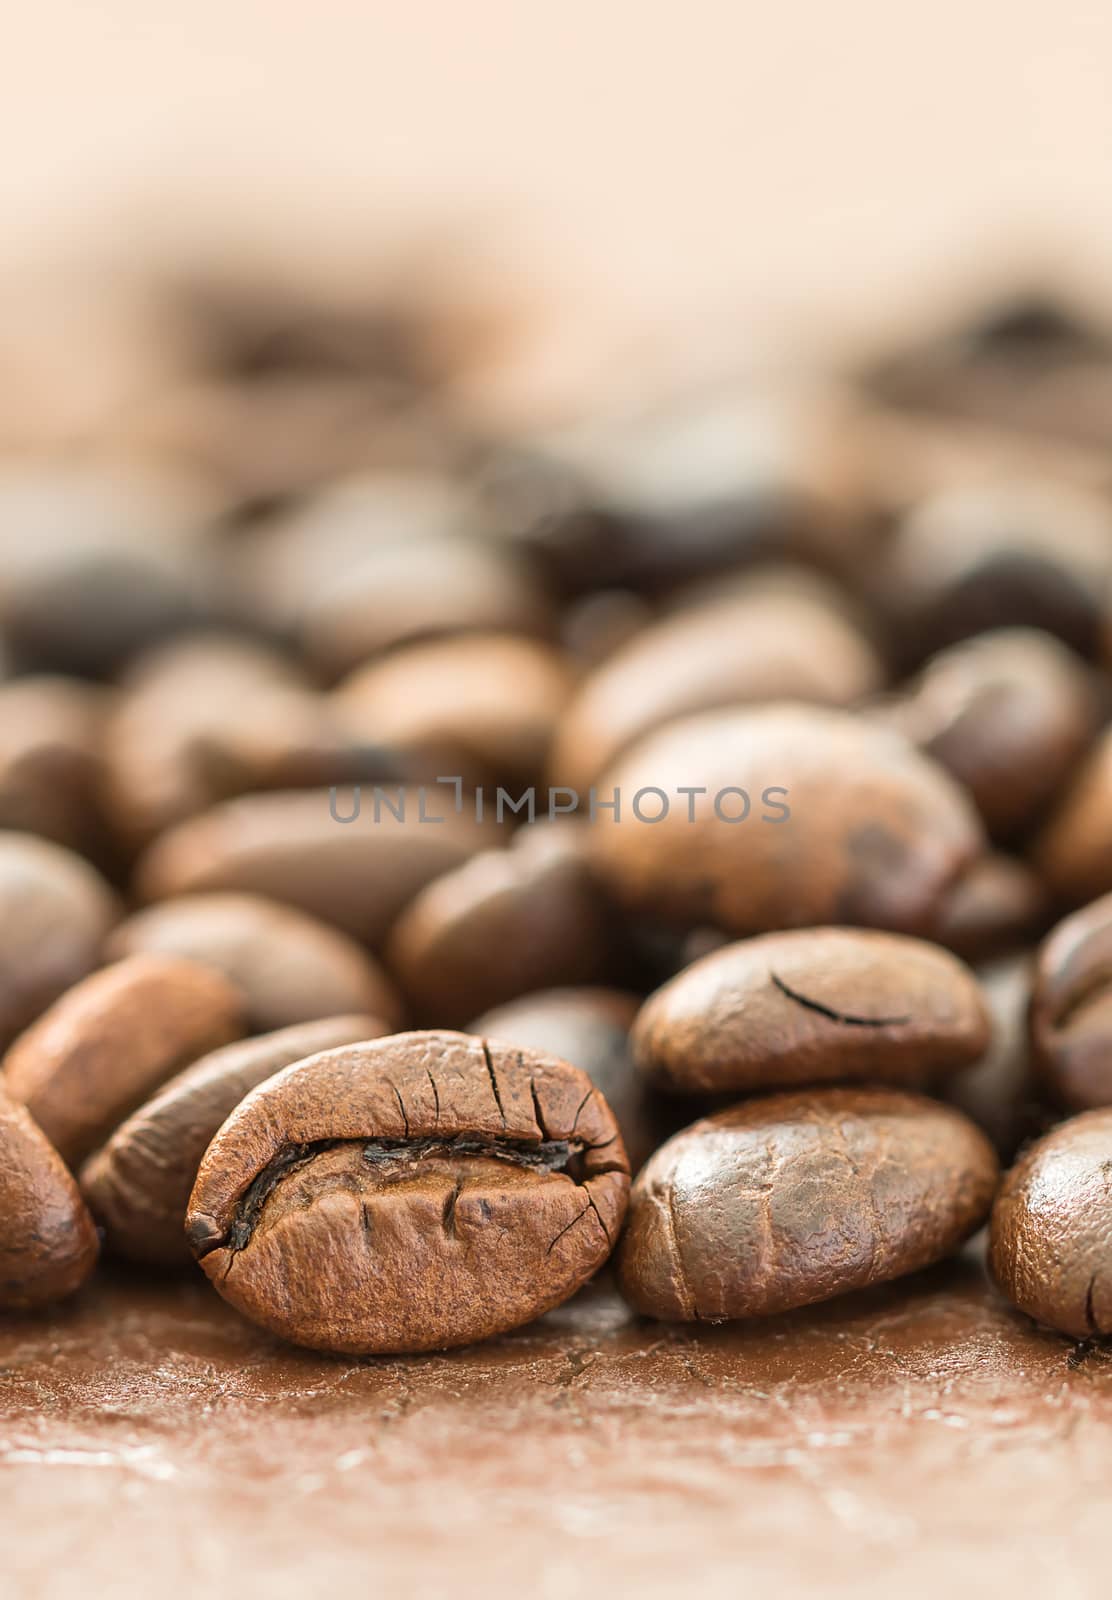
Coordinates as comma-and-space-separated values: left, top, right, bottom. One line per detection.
4, 1254, 1112, 1600
0, 1082, 98, 1309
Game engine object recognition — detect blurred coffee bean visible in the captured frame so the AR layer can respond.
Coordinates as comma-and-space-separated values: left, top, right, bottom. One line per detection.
106, 892, 401, 1033
469, 987, 678, 1172
332, 632, 573, 788
0, 676, 111, 858
559, 589, 653, 667
549, 568, 883, 792
874, 629, 1098, 841
941, 954, 1048, 1161
928, 853, 1049, 964
1029, 893, 1112, 1111
1032, 727, 1112, 905
388, 824, 619, 1027
0, 832, 119, 1048
134, 787, 496, 948
589, 704, 984, 938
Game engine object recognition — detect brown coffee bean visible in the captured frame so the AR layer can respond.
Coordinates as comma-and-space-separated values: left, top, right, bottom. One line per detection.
875, 628, 1097, 840
548, 569, 883, 793
388, 825, 618, 1027
1033, 728, 1112, 905
942, 955, 1048, 1160
106, 893, 401, 1033
989, 1110, 1112, 1337
0, 1081, 99, 1310
632, 928, 990, 1095
0, 676, 111, 857
2, 956, 245, 1167
618, 1088, 998, 1321
590, 704, 984, 937
928, 853, 1049, 964
185, 1030, 630, 1354
0, 832, 119, 1049
471, 988, 677, 1172
81, 1013, 389, 1266
1029, 893, 1112, 1110
333, 632, 573, 787
133, 787, 496, 947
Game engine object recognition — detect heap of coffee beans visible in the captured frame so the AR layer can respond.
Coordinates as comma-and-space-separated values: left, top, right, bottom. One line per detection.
5, 278, 1112, 1349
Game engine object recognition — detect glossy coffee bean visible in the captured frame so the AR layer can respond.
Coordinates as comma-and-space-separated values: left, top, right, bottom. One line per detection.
106, 893, 401, 1033
134, 787, 496, 948
0, 832, 119, 1049
2, 956, 245, 1167
388, 825, 618, 1027
0, 676, 111, 857
186, 1030, 630, 1354
942, 955, 1048, 1161
618, 1089, 998, 1321
1029, 893, 1112, 1110
548, 569, 882, 793
1033, 727, 1112, 905
989, 1110, 1112, 1337
0, 1082, 99, 1310
589, 704, 984, 938
81, 1013, 390, 1266
632, 928, 990, 1095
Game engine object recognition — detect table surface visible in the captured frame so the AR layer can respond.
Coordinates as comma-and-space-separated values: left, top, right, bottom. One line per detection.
3, 1246, 1107, 1600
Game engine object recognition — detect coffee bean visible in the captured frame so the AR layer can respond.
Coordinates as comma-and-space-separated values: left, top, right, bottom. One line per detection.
106, 892, 401, 1033
133, 787, 496, 947
589, 704, 984, 937
548, 569, 883, 793
0, 832, 119, 1048
942, 955, 1048, 1160
2, 955, 245, 1167
0, 676, 111, 857
632, 928, 990, 1095
81, 1014, 389, 1266
927, 853, 1048, 964
1029, 893, 1112, 1110
0, 1081, 98, 1310
618, 1088, 998, 1321
185, 1030, 629, 1353
989, 1110, 1112, 1337
1033, 727, 1112, 905
388, 824, 619, 1027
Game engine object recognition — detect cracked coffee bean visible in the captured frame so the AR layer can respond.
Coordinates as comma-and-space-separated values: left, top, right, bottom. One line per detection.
631, 928, 991, 1095
589, 704, 984, 938
618, 1088, 998, 1321
81, 1013, 390, 1266
106, 892, 401, 1033
989, 1110, 1112, 1338
2, 955, 245, 1167
186, 1029, 630, 1354
1029, 892, 1112, 1110
0, 1080, 99, 1310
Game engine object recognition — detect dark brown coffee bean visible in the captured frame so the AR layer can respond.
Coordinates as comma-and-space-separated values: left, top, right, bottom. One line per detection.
0, 1081, 99, 1310
0, 832, 119, 1049
989, 1110, 1112, 1337
548, 570, 882, 793
2, 956, 245, 1167
875, 629, 1097, 840
1032, 728, 1112, 905
106, 893, 401, 1033
470, 988, 677, 1172
618, 1088, 998, 1321
185, 1030, 629, 1353
928, 853, 1049, 964
134, 787, 496, 948
942, 955, 1048, 1161
388, 825, 618, 1028
632, 928, 989, 1095
590, 704, 983, 937
1029, 893, 1112, 1110
81, 1014, 389, 1266
0, 676, 111, 857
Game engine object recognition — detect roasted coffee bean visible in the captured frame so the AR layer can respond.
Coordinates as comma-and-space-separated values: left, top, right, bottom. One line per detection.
185, 1030, 629, 1354
471, 988, 677, 1172
942, 955, 1047, 1160
632, 928, 989, 1095
134, 787, 496, 947
0, 1081, 99, 1310
106, 893, 401, 1033
1029, 893, 1112, 1110
548, 570, 882, 793
618, 1088, 998, 1321
590, 704, 983, 938
333, 632, 573, 787
388, 825, 619, 1028
81, 1014, 389, 1266
0, 832, 119, 1049
3, 956, 244, 1167
927, 853, 1048, 964
989, 1110, 1112, 1337
0, 676, 111, 857
1033, 727, 1112, 906
875, 629, 1097, 840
